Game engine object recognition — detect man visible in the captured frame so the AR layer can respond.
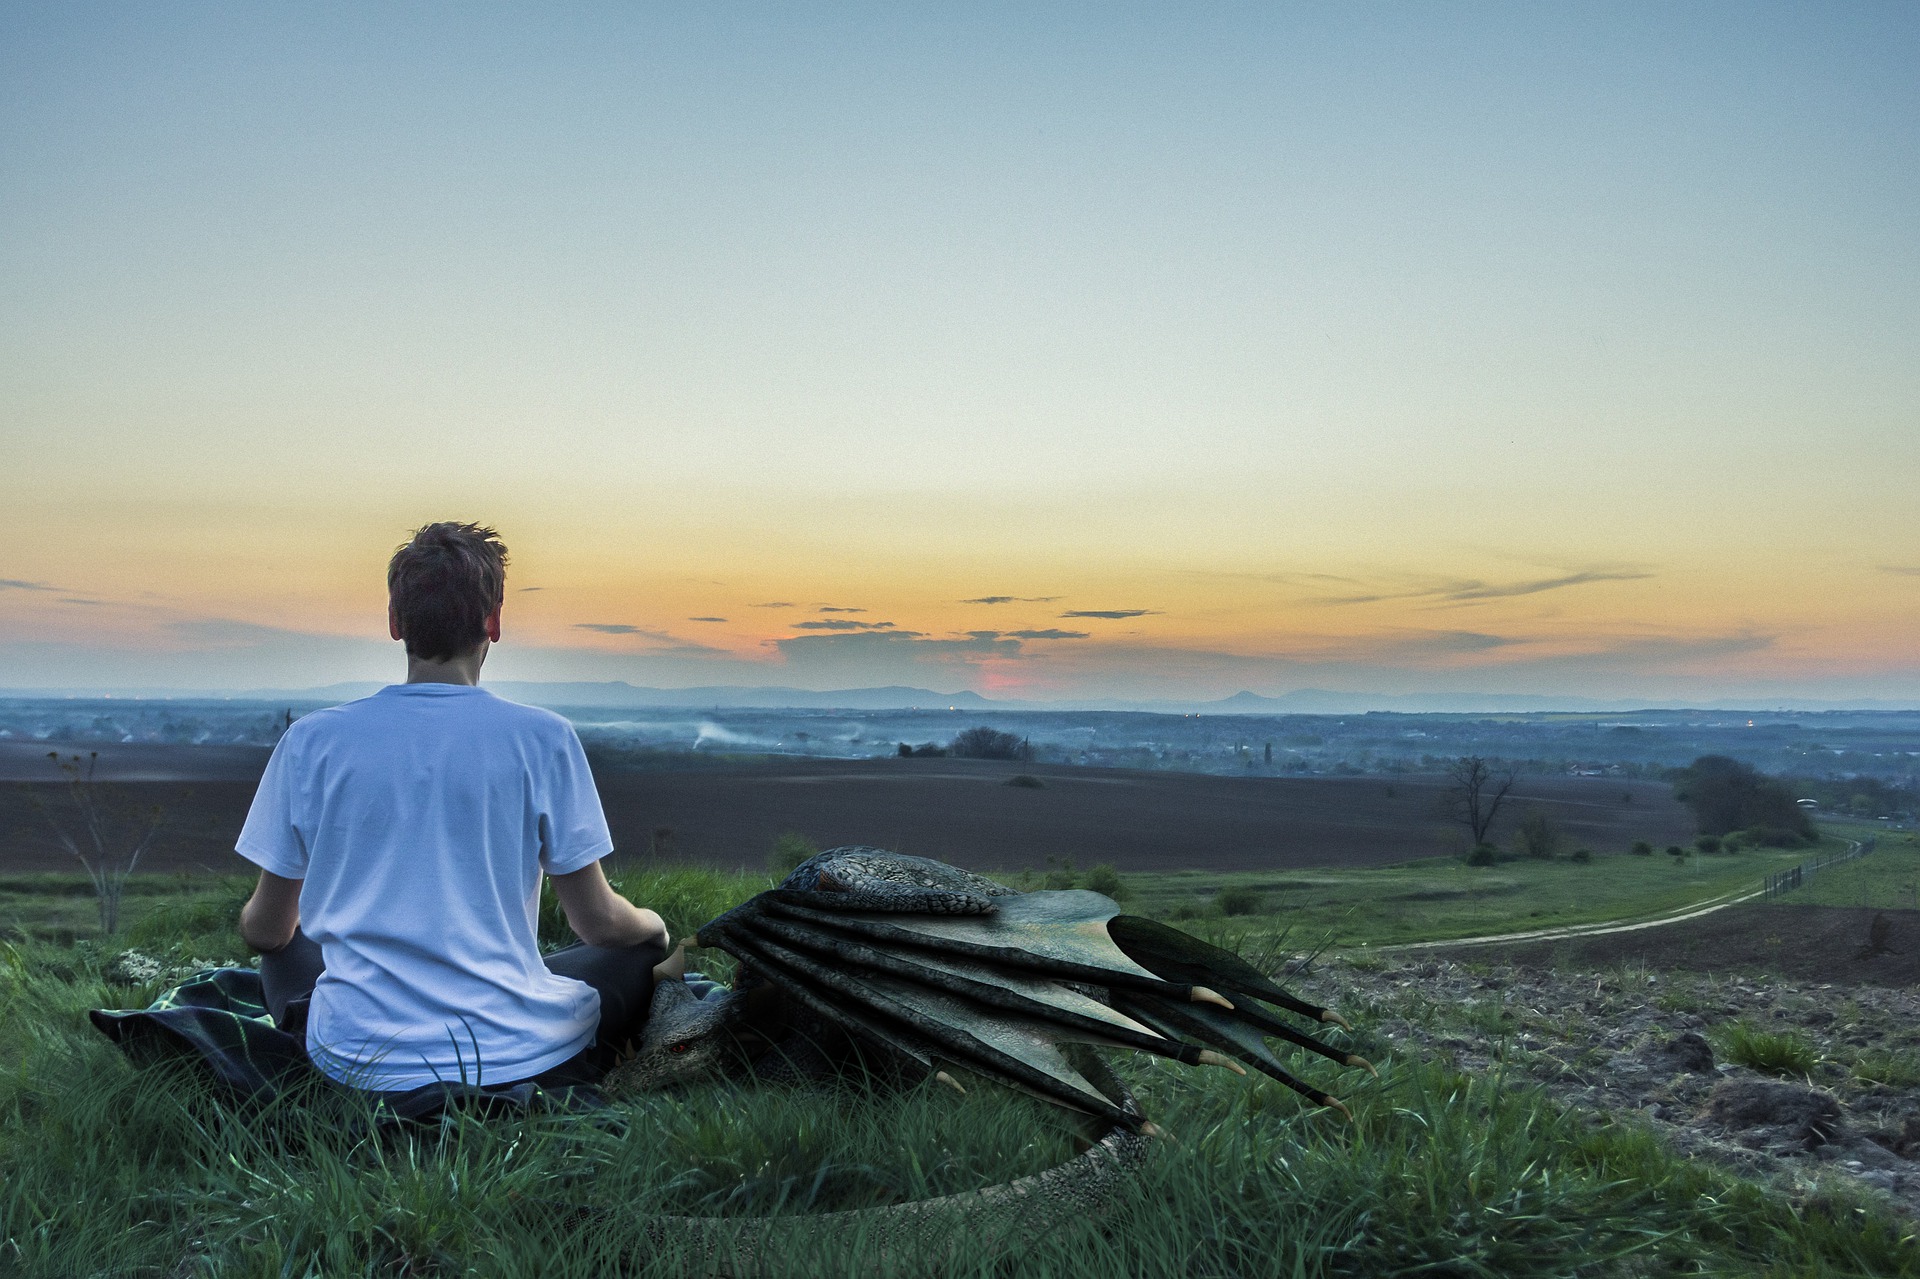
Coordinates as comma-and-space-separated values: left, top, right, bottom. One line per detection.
236, 522, 669, 1092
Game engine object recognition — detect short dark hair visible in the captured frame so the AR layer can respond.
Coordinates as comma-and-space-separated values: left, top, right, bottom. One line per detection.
387, 523, 509, 662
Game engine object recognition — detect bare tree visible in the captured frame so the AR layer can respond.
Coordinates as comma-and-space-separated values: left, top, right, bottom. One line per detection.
37, 751, 164, 934
1446, 755, 1517, 848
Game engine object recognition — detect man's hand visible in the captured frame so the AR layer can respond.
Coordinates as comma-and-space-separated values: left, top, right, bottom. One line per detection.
240, 870, 303, 953
550, 862, 669, 949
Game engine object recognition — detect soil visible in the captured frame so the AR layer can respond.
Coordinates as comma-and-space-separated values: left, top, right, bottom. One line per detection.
0, 749, 1696, 877
1292, 950, 1920, 1224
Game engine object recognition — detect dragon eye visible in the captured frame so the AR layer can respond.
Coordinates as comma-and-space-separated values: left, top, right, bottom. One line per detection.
670, 1042, 691, 1054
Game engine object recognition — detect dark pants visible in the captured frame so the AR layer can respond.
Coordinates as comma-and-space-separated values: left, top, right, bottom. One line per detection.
259, 929, 666, 1089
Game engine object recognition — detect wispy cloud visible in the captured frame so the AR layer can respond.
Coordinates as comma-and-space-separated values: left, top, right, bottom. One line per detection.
60, 598, 105, 606
0, 579, 57, 592
1879, 565, 1920, 577
962, 595, 1060, 605
517, 586, 544, 592
818, 606, 866, 613
575, 622, 646, 635
753, 601, 795, 609
1319, 569, 1651, 607
1006, 628, 1089, 640
687, 616, 728, 623
792, 619, 902, 631
1060, 609, 1159, 620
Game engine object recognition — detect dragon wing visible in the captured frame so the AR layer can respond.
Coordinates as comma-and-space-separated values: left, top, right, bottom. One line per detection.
693, 850, 1367, 1127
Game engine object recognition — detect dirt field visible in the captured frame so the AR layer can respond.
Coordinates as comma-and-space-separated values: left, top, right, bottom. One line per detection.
0, 744, 1695, 876
1450, 903, 1920, 985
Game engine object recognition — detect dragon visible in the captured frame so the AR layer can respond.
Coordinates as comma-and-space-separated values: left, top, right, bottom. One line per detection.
604, 847, 1369, 1261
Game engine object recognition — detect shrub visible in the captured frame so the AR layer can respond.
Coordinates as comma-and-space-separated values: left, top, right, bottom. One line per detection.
1512, 808, 1561, 860
1466, 843, 1499, 867
768, 832, 819, 879
898, 742, 947, 757
1745, 825, 1812, 849
1630, 841, 1653, 857
949, 727, 1028, 761
1671, 755, 1814, 840
1717, 1019, 1819, 1077
1080, 863, 1132, 902
1042, 855, 1076, 891
1570, 848, 1592, 864
1665, 845, 1686, 860
1695, 835, 1722, 854
1215, 885, 1265, 916
1004, 774, 1044, 789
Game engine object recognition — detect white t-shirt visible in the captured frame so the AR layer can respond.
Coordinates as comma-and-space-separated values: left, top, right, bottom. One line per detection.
235, 683, 616, 1090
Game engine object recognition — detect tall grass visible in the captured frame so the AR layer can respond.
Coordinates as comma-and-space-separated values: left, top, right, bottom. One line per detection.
3, 875, 1917, 1276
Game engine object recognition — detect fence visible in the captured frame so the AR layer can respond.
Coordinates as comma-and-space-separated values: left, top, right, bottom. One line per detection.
1762, 837, 1874, 901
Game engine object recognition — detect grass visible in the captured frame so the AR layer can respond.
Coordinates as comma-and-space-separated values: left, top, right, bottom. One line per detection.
3, 851, 1917, 1275
1766, 827, 1920, 911
1714, 1019, 1822, 1078
1107, 840, 1825, 949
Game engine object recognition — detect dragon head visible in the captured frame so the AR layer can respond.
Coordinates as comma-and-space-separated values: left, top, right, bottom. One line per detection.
603, 976, 783, 1095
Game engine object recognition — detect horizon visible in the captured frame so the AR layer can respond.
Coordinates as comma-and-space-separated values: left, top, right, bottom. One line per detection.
5, 5, 1918, 706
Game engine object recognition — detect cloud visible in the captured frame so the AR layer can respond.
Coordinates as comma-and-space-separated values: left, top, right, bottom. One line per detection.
1060, 609, 1159, 620
687, 616, 728, 623
574, 623, 647, 635
60, 598, 105, 606
774, 629, 1025, 683
1879, 565, 1920, 577
962, 595, 1060, 605
792, 619, 902, 631
571, 623, 732, 655
517, 586, 544, 592
1321, 569, 1653, 607
753, 601, 795, 609
0, 579, 56, 592
1006, 629, 1090, 640
818, 606, 866, 613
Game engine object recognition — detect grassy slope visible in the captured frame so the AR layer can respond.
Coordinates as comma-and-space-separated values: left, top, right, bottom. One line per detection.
1768, 827, 1920, 911
3, 843, 1917, 1275
1110, 843, 1824, 948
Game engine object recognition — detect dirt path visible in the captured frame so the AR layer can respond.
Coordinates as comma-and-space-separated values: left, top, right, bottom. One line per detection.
1382, 841, 1862, 953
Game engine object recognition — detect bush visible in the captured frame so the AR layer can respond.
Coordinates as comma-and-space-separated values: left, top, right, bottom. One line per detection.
1466, 843, 1499, 867
768, 832, 819, 879
1665, 845, 1686, 860
1695, 835, 1722, 854
1745, 825, 1813, 849
1081, 863, 1131, 902
1004, 774, 1044, 789
1215, 885, 1265, 916
949, 727, 1028, 761
898, 742, 947, 757
1570, 848, 1592, 864
1512, 809, 1561, 860
1042, 855, 1076, 891
1630, 841, 1653, 857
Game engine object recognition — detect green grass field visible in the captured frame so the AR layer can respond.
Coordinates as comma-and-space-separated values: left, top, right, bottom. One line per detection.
1099, 841, 1827, 949
3, 838, 1917, 1275
1766, 826, 1920, 911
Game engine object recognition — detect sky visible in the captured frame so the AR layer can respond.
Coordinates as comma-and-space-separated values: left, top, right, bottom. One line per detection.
2, 3, 1917, 705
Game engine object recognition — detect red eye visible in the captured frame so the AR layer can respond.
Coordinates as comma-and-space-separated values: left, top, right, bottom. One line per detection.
670, 1042, 690, 1054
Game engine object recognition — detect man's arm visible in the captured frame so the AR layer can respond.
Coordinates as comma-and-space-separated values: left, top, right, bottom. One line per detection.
550, 861, 669, 949
240, 870, 303, 953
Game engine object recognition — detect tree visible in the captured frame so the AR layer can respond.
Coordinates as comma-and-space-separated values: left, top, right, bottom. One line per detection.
949, 726, 1029, 761
1671, 756, 1813, 841
1445, 755, 1517, 847
36, 751, 163, 934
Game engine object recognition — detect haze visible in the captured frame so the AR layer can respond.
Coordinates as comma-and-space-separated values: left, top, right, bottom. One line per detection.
3, 4, 1916, 705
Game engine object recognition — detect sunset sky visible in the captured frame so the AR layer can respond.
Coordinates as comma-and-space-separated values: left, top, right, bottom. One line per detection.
3, 4, 1916, 705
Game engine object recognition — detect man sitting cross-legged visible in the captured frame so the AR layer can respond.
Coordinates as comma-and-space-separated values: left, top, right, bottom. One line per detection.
236, 522, 670, 1093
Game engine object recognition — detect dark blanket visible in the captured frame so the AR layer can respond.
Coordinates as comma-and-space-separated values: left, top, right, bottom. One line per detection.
91, 967, 605, 1123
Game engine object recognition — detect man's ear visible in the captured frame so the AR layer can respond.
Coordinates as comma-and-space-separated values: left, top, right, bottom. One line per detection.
484, 607, 501, 643
388, 603, 403, 642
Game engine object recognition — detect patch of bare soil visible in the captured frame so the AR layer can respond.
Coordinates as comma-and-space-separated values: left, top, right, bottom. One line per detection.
594, 758, 1693, 874
1295, 954, 1920, 1223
